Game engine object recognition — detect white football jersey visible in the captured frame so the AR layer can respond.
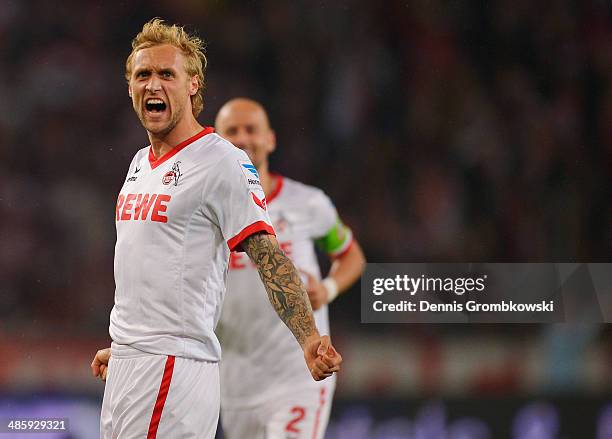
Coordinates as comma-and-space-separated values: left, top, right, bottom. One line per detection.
109, 128, 274, 362
218, 176, 353, 408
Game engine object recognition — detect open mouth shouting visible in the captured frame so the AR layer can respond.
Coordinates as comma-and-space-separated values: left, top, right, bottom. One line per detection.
145, 98, 167, 115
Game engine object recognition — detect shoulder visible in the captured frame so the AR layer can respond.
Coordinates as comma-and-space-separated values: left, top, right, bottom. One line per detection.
199, 132, 236, 153
133, 145, 150, 161
126, 146, 150, 171
280, 177, 333, 208
181, 133, 250, 173
197, 133, 249, 164
276, 176, 338, 237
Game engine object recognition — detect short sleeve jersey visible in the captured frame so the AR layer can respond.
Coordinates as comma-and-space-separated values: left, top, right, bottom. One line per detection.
109, 128, 274, 362
218, 176, 353, 408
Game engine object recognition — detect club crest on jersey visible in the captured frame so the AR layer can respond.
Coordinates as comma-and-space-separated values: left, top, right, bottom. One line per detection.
162, 161, 182, 186
274, 213, 290, 233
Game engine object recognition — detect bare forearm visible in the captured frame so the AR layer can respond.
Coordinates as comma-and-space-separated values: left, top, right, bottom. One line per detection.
243, 233, 318, 346
329, 240, 366, 292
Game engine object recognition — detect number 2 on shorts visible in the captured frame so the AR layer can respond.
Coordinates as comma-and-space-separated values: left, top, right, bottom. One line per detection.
285, 406, 306, 433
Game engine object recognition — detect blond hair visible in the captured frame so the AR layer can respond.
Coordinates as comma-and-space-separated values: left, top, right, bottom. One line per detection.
125, 18, 207, 117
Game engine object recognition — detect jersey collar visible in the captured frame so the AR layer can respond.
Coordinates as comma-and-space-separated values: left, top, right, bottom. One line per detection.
267, 173, 284, 204
148, 127, 215, 170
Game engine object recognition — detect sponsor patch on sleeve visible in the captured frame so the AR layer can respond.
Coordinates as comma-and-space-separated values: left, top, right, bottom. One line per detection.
238, 160, 264, 191
251, 192, 267, 210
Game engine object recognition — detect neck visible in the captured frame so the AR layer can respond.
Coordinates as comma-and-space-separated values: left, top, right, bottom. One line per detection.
149, 116, 204, 159
257, 162, 276, 197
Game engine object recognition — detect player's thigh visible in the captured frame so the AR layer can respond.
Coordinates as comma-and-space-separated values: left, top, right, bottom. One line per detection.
100, 355, 166, 439
100, 355, 220, 439
265, 387, 333, 439
156, 357, 220, 438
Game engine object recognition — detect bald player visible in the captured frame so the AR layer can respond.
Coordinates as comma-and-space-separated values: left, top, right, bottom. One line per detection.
215, 98, 365, 439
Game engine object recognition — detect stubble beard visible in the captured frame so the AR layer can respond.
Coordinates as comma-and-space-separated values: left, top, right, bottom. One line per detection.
138, 104, 183, 138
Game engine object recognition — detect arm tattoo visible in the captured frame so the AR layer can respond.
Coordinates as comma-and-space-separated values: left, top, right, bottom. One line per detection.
242, 232, 316, 346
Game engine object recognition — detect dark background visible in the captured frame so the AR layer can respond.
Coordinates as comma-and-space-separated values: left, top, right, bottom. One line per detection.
0, 0, 610, 437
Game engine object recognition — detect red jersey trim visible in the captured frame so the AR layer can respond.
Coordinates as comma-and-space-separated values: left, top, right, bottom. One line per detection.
266, 174, 284, 204
147, 355, 175, 439
148, 127, 214, 170
331, 238, 354, 259
228, 221, 275, 252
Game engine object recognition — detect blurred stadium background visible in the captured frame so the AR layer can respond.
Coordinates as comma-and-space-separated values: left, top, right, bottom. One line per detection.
1, 0, 611, 437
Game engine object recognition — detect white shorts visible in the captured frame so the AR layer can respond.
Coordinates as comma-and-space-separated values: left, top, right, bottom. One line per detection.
100, 345, 220, 439
221, 385, 333, 439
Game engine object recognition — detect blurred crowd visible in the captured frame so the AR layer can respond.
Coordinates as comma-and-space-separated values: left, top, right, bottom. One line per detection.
0, 0, 611, 394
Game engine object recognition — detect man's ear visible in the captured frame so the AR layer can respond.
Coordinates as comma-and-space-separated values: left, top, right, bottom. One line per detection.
128, 85, 132, 98
189, 75, 199, 96
268, 129, 277, 153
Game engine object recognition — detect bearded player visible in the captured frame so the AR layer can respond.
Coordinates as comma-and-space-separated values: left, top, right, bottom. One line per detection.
215, 98, 365, 439
91, 19, 341, 438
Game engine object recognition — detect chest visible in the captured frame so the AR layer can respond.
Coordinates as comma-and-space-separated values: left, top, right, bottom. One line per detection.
115, 158, 204, 226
